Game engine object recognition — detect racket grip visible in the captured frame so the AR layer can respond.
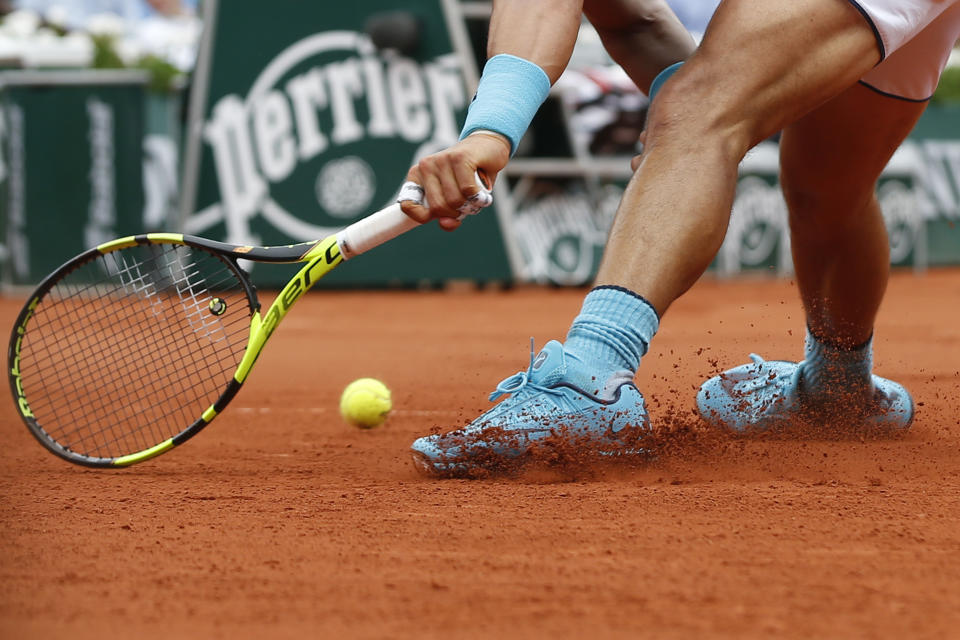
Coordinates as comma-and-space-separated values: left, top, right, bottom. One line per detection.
336, 172, 492, 260
337, 203, 419, 260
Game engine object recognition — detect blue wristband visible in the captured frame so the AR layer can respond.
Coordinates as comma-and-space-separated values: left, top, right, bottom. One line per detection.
649, 61, 684, 100
459, 54, 551, 155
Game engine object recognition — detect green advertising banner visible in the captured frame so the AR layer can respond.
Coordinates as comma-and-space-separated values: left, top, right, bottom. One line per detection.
907, 104, 960, 266
181, 0, 512, 287
0, 71, 147, 286
500, 103, 960, 285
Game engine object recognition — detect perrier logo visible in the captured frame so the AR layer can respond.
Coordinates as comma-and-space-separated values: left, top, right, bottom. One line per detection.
195, 31, 467, 245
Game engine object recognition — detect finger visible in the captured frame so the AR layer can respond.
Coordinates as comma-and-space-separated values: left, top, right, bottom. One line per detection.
417, 158, 460, 219
454, 160, 484, 201
405, 163, 422, 184
475, 168, 494, 190
420, 171, 459, 219
436, 157, 469, 216
399, 166, 431, 223
437, 216, 462, 232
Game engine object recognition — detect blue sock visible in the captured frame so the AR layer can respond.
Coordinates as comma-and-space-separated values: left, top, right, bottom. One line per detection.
800, 328, 873, 397
562, 286, 659, 398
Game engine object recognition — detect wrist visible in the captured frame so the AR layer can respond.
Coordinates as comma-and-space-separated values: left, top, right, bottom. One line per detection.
466, 129, 511, 153
460, 131, 511, 179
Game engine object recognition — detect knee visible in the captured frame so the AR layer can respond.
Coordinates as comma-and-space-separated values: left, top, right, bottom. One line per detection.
781, 169, 831, 233
781, 167, 876, 235
622, 0, 681, 28
589, 0, 677, 30
780, 165, 821, 216
644, 63, 757, 163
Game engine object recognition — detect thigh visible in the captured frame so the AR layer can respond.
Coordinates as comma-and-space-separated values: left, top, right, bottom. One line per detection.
649, 0, 882, 150
779, 82, 927, 212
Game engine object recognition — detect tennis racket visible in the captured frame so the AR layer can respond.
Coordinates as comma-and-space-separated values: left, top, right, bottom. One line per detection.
8, 175, 491, 468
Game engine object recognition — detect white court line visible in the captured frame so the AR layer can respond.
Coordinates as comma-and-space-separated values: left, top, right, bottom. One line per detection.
234, 407, 457, 417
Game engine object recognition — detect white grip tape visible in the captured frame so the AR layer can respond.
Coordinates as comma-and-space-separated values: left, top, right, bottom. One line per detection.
336, 173, 492, 260
397, 182, 425, 206
336, 203, 418, 260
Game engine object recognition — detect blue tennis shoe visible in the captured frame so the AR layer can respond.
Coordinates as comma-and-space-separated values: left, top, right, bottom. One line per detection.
696, 353, 914, 434
411, 340, 651, 477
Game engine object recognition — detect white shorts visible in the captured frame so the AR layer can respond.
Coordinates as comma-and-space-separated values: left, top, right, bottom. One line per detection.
851, 0, 960, 100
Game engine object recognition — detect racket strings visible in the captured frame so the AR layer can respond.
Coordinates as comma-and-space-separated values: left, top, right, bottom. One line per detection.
19, 244, 254, 460
72, 248, 248, 453
28, 252, 193, 453
29, 249, 246, 456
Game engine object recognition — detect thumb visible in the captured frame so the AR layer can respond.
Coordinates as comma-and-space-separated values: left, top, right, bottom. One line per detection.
437, 217, 462, 232
399, 167, 429, 223
400, 199, 430, 224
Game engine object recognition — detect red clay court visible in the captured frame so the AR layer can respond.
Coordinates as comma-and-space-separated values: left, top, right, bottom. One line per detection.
1, 268, 959, 638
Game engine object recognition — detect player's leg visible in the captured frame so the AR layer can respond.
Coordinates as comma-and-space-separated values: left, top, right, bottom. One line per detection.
782, 83, 926, 348
411, 0, 886, 475
593, 0, 882, 312
560, 0, 885, 426
783, 83, 921, 423
583, 0, 695, 93
696, 83, 924, 432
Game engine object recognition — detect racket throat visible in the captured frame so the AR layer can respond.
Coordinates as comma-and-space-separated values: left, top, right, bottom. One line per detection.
236, 312, 268, 383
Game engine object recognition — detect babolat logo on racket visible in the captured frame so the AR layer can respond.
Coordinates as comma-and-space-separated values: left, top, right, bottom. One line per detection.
195, 31, 468, 245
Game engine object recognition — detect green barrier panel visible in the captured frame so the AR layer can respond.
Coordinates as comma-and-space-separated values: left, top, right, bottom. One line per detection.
181, 0, 511, 287
726, 142, 928, 275
503, 102, 960, 285
907, 104, 960, 267
143, 86, 187, 232
0, 71, 147, 286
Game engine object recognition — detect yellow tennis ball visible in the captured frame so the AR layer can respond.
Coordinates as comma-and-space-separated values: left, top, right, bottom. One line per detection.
340, 378, 392, 429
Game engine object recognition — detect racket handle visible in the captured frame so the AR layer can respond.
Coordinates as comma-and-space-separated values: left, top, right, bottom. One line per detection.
336, 172, 492, 260
336, 203, 418, 260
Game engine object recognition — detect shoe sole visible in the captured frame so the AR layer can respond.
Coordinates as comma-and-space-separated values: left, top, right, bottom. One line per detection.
411, 445, 652, 478
411, 451, 443, 477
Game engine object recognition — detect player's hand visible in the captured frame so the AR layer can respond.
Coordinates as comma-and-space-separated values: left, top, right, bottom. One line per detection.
401, 133, 511, 231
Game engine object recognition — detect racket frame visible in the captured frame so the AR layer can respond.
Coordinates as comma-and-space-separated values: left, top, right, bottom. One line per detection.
8, 232, 340, 468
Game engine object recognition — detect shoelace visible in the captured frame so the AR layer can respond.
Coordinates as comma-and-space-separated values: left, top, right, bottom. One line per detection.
732, 353, 804, 404
488, 339, 568, 405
